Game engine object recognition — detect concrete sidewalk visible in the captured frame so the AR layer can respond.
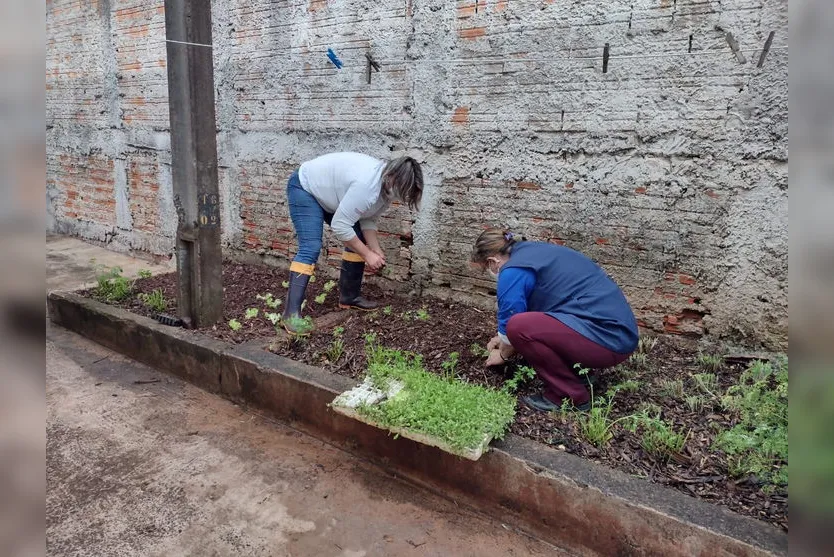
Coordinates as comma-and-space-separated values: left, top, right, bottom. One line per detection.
47, 236, 564, 556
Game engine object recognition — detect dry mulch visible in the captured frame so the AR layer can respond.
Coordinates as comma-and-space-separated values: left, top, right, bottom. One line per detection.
89, 262, 788, 531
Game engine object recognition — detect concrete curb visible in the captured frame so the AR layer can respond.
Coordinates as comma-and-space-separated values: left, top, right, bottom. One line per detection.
48, 291, 787, 557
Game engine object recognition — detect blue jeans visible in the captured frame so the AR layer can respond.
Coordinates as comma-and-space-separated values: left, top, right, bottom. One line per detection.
287, 171, 363, 265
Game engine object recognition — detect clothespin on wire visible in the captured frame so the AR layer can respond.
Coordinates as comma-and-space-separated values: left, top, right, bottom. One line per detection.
366, 52, 381, 84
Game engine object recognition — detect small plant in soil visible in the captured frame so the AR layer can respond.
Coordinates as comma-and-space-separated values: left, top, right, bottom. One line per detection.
228, 318, 242, 331
636, 336, 659, 354
285, 316, 314, 336
137, 289, 167, 313
256, 293, 281, 309
628, 352, 648, 369
309, 275, 317, 283
658, 378, 685, 399
633, 414, 689, 460
245, 307, 259, 319
503, 365, 536, 394
575, 365, 636, 448
470, 343, 490, 358
608, 379, 641, 395
323, 280, 337, 293
265, 312, 281, 325
638, 402, 662, 419
440, 352, 460, 381
692, 372, 719, 397
138, 269, 153, 279
697, 353, 724, 372
415, 308, 430, 321
685, 395, 706, 413
358, 344, 516, 452
713, 357, 788, 486
383, 305, 393, 316
327, 326, 345, 362
94, 266, 134, 302
314, 293, 327, 304
281, 280, 290, 288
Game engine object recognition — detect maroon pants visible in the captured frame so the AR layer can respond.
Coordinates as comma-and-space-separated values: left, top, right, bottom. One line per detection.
506, 312, 631, 406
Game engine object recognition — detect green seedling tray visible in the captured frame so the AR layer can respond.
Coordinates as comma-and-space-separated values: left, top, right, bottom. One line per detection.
330, 378, 493, 461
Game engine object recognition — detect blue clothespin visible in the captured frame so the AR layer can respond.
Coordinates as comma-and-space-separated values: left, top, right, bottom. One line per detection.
326, 48, 343, 69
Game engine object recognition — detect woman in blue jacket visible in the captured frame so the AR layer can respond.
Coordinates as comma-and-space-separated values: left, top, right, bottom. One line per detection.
472, 229, 639, 411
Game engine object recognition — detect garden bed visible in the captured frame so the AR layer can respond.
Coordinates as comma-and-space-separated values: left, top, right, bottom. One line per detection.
88, 262, 788, 531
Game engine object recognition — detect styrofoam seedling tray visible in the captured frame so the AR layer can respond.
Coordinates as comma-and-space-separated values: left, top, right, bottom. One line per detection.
330, 377, 493, 461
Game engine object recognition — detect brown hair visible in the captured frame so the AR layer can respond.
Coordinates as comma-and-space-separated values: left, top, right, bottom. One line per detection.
471, 228, 520, 264
382, 156, 423, 211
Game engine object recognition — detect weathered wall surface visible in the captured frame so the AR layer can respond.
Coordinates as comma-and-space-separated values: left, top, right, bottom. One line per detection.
46, 0, 788, 349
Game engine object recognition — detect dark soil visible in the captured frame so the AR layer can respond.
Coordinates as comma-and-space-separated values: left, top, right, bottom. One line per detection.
89, 262, 788, 531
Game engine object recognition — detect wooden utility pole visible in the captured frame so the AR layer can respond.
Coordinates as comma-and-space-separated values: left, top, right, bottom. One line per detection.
164, 0, 223, 327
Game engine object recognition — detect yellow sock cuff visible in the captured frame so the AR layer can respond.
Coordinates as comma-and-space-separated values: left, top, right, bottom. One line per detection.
341, 251, 365, 263
289, 261, 315, 275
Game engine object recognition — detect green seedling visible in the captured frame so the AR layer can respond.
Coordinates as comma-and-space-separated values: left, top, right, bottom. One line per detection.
440, 352, 460, 381
636, 336, 658, 354
415, 308, 430, 321
692, 373, 718, 396
470, 343, 490, 358
137, 289, 167, 313
228, 319, 242, 331
309, 275, 317, 283
685, 395, 705, 413
281, 280, 290, 288
323, 280, 337, 293
658, 378, 685, 399
628, 352, 648, 369
383, 305, 393, 316
245, 307, 259, 319
609, 379, 641, 395
314, 293, 327, 304
638, 402, 662, 419
333, 326, 345, 337
697, 353, 724, 373
265, 312, 281, 325
327, 337, 344, 362
137, 269, 153, 279
256, 293, 281, 309
94, 266, 134, 302
638, 416, 689, 460
503, 365, 536, 394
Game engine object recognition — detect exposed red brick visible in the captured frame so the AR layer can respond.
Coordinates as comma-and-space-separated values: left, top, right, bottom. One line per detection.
595, 238, 609, 245
459, 27, 486, 40
457, 4, 476, 17
565, 182, 574, 189
451, 106, 470, 125
495, 0, 508, 12
516, 181, 541, 191
634, 186, 647, 194
705, 189, 719, 199
309, 0, 327, 12
678, 274, 696, 285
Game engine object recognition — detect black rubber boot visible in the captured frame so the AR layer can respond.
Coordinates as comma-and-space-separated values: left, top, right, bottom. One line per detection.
282, 271, 313, 334
338, 259, 379, 310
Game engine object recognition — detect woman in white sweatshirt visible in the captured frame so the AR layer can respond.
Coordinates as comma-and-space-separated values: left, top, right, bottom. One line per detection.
281, 152, 423, 334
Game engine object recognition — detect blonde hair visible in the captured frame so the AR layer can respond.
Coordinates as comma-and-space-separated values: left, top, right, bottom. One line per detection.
471, 228, 519, 264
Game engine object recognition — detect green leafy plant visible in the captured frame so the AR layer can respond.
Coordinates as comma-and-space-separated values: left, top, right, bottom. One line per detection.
713, 357, 788, 486
503, 365, 536, 394
697, 353, 724, 373
638, 401, 662, 418
138, 269, 153, 279
323, 280, 337, 293
327, 326, 345, 362
658, 378, 685, 399
285, 315, 314, 336
228, 318, 242, 331
314, 293, 327, 304
137, 289, 167, 313
94, 266, 134, 302
692, 373, 719, 397
470, 343, 490, 358
256, 293, 281, 309
636, 336, 658, 354
309, 275, 317, 283
281, 280, 290, 288
637, 415, 689, 460
628, 352, 648, 369
415, 308, 430, 321
383, 305, 393, 316
685, 395, 706, 413
440, 352, 460, 381
608, 379, 641, 395
245, 307, 259, 319
357, 345, 516, 452
574, 365, 637, 447
265, 312, 281, 325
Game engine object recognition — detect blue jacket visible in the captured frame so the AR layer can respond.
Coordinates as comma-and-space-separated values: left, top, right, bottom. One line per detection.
498, 241, 639, 354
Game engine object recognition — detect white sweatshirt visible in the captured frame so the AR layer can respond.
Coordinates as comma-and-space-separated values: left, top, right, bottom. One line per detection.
298, 152, 391, 242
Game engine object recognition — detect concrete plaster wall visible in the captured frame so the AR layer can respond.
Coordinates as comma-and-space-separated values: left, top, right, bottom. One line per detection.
46, 0, 788, 349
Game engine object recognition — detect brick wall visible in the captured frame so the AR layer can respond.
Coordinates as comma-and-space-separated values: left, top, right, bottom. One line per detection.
47, 0, 788, 349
